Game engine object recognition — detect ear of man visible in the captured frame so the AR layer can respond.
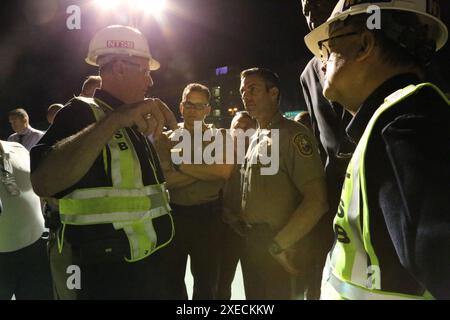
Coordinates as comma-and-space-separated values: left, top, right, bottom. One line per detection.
205, 105, 211, 116
269, 87, 279, 102
356, 31, 377, 62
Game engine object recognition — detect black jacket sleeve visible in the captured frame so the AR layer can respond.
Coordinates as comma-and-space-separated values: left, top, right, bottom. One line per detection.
382, 113, 450, 299
30, 99, 98, 198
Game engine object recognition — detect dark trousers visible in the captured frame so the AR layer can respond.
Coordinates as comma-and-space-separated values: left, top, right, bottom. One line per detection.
216, 221, 244, 300
0, 237, 53, 300
48, 232, 177, 299
241, 224, 296, 300
168, 200, 222, 300
293, 215, 332, 300
293, 174, 343, 300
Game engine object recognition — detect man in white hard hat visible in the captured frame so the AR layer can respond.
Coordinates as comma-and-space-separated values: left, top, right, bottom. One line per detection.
30, 25, 178, 299
304, 0, 450, 299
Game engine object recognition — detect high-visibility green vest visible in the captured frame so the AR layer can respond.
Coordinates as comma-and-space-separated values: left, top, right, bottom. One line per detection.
58, 96, 174, 263
321, 83, 449, 300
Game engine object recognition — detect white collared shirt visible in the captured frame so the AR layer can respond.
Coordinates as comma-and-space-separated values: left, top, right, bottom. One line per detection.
0, 141, 44, 252
7, 126, 44, 151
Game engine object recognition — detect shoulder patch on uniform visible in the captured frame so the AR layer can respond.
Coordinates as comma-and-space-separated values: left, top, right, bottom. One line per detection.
293, 133, 314, 157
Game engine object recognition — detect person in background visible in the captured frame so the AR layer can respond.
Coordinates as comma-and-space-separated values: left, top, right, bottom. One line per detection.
7, 108, 44, 151
46, 104, 64, 125
217, 111, 256, 300
155, 83, 233, 299
293, 110, 312, 130
298, 0, 352, 299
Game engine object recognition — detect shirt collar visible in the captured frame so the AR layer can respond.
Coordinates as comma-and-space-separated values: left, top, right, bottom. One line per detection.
18, 126, 31, 135
346, 73, 421, 144
94, 90, 126, 110
259, 112, 284, 130
179, 122, 214, 131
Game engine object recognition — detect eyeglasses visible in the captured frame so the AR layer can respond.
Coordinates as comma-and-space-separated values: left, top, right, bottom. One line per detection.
117, 60, 152, 77
182, 101, 209, 110
317, 31, 359, 63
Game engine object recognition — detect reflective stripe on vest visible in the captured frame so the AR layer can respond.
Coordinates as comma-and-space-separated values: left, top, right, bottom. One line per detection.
322, 83, 449, 300
321, 259, 432, 300
59, 184, 171, 224
58, 97, 173, 262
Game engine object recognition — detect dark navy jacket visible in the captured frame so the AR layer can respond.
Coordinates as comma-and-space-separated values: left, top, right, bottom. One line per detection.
346, 73, 450, 299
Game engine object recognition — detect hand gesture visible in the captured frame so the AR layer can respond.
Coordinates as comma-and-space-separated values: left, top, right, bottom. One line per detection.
112, 98, 177, 139
270, 248, 300, 275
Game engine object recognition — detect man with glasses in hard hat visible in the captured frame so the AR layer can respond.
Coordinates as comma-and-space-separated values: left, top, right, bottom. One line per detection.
304, 0, 450, 299
30, 25, 178, 299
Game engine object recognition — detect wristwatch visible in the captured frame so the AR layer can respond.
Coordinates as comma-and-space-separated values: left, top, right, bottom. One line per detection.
268, 241, 284, 255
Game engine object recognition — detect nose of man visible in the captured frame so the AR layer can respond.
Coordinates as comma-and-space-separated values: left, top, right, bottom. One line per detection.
321, 60, 327, 74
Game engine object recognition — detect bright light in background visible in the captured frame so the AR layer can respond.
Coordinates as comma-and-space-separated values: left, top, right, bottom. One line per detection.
91, 0, 171, 28
94, 0, 120, 10
136, 0, 167, 16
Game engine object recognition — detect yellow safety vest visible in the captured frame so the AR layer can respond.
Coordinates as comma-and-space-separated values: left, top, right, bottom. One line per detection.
321, 83, 449, 300
58, 96, 174, 262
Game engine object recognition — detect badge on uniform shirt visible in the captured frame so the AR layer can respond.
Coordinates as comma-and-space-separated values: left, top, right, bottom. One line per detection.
293, 133, 314, 157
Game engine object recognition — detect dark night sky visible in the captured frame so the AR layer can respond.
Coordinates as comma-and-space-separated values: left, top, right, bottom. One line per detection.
0, 0, 449, 138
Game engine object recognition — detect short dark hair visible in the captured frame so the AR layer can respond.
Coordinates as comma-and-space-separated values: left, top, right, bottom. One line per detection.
235, 110, 251, 118
333, 11, 435, 69
230, 110, 256, 130
8, 108, 28, 120
240, 67, 281, 103
47, 104, 64, 113
182, 83, 211, 102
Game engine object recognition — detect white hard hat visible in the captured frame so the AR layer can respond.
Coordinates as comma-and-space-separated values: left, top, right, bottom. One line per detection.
304, 0, 448, 58
86, 25, 160, 70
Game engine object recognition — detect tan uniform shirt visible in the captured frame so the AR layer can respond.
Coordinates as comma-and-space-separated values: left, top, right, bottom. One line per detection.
155, 124, 225, 206
241, 112, 324, 231
170, 177, 224, 206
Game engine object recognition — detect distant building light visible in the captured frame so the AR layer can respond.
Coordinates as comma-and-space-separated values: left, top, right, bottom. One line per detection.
228, 107, 239, 116
215, 66, 228, 76
212, 86, 221, 97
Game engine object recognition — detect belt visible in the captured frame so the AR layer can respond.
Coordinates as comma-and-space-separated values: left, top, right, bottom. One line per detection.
244, 222, 272, 236
170, 198, 221, 210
